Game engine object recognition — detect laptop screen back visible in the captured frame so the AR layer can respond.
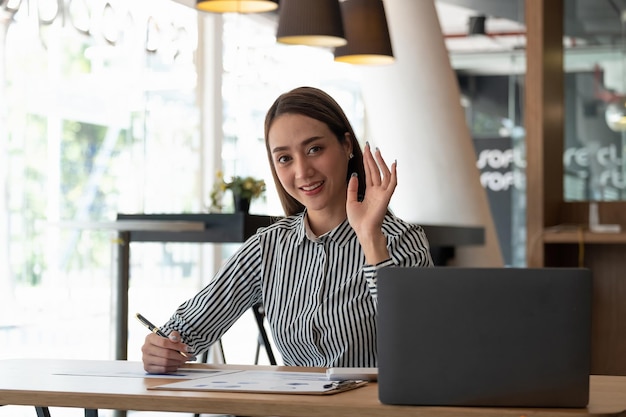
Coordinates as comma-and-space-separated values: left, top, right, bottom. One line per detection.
377, 267, 591, 407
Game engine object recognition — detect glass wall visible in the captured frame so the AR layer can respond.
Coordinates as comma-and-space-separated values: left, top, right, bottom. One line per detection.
458, 73, 526, 267
563, 66, 626, 201
0, 0, 202, 365
562, 2, 626, 201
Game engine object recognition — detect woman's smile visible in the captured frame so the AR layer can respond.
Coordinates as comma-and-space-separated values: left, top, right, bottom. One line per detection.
300, 180, 324, 194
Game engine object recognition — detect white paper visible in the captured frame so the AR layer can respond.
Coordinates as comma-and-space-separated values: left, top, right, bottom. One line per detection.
151, 370, 366, 394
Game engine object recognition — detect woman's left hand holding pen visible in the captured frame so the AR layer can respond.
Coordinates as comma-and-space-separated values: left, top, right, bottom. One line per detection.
141, 330, 195, 374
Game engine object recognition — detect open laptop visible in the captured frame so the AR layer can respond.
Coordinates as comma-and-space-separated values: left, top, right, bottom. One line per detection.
377, 267, 592, 407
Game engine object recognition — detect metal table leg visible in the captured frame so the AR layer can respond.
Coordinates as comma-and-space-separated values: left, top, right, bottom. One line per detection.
113, 231, 130, 417
114, 231, 130, 361
35, 407, 51, 417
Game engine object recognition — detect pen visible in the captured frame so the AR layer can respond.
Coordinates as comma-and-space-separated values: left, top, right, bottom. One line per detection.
323, 380, 361, 390
135, 312, 189, 358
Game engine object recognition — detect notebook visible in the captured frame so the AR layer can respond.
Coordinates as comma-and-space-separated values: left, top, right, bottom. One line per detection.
377, 267, 592, 407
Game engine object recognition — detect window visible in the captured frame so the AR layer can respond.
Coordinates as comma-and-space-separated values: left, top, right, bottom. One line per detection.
1, 0, 201, 364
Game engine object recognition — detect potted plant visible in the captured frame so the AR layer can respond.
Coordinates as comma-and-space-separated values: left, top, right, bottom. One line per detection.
209, 171, 266, 213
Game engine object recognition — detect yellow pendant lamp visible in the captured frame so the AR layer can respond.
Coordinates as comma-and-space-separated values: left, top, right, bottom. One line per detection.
196, 0, 278, 13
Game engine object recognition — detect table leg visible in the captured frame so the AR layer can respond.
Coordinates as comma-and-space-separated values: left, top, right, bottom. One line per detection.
35, 407, 51, 417
114, 231, 130, 361
34, 406, 99, 417
113, 232, 130, 417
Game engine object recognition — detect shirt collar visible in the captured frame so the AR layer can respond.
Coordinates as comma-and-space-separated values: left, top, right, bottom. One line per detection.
301, 210, 355, 247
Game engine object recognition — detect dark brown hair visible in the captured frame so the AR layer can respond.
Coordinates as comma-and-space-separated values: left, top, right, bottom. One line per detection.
264, 86, 366, 216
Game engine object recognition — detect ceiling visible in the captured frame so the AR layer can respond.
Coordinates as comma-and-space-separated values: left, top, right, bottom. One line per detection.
173, 0, 626, 74
438, 0, 626, 53
436, 0, 626, 75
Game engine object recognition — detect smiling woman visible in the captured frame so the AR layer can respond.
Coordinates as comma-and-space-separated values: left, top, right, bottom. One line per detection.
139, 86, 432, 375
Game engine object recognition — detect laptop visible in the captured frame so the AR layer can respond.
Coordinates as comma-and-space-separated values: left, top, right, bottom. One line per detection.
377, 267, 592, 407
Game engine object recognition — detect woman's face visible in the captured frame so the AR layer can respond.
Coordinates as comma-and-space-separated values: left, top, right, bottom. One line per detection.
268, 113, 352, 216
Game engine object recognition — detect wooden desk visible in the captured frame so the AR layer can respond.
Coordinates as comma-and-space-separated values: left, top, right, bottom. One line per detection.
1, 359, 626, 417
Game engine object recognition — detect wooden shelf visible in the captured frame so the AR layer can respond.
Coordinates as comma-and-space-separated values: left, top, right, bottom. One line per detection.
543, 229, 626, 244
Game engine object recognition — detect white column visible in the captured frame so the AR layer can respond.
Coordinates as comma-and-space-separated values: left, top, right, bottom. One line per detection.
0, 15, 13, 310
356, 0, 503, 266
198, 11, 229, 364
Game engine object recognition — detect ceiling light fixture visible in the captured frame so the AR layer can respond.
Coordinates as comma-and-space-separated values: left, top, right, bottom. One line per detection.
605, 99, 626, 131
333, 0, 394, 65
468, 15, 487, 36
196, 0, 277, 14
276, 0, 346, 47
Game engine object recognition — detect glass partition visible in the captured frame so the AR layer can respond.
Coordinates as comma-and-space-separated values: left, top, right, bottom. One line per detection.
563, 2, 626, 201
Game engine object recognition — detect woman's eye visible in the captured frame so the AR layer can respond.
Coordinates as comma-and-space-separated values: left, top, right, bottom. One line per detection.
308, 145, 321, 155
277, 155, 291, 164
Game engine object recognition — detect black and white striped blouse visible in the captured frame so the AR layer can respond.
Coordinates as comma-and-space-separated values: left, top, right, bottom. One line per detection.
162, 210, 433, 367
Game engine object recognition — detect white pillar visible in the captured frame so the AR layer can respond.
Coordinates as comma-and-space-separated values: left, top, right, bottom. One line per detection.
356, 0, 503, 266
0, 14, 14, 310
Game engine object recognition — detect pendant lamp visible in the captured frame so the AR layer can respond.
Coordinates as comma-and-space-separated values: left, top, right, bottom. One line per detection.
468, 15, 487, 36
605, 10, 626, 131
334, 0, 394, 65
605, 99, 626, 131
196, 0, 277, 13
276, 0, 347, 47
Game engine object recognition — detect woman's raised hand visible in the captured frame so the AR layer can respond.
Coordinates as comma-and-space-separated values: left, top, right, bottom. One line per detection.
346, 143, 397, 264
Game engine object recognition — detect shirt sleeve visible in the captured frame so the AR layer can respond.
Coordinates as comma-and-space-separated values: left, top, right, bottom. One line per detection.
160, 234, 263, 355
363, 258, 395, 299
364, 216, 434, 301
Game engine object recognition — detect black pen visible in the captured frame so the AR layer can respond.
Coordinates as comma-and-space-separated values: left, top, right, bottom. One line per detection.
135, 312, 189, 358
323, 380, 361, 390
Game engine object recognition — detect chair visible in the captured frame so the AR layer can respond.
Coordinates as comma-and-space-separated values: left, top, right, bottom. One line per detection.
251, 302, 277, 366
198, 302, 276, 365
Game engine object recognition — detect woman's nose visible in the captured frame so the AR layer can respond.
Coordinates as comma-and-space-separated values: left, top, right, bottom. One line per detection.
294, 156, 313, 178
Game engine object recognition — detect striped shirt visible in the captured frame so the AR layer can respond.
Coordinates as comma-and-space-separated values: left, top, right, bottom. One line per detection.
162, 210, 433, 367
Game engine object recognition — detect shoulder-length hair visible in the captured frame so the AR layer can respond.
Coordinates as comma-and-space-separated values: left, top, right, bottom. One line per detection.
264, 86, 366, 217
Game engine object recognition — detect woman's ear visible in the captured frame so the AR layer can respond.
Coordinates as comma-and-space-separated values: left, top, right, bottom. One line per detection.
343, 132, 353, 158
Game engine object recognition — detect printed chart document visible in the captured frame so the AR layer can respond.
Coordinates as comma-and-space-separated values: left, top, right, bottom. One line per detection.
150, 370, 368, 395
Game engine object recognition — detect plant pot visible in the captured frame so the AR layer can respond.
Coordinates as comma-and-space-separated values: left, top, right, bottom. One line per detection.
233, 195, 251, 213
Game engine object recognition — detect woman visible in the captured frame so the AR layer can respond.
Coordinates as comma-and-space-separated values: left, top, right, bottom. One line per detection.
141, 86, 432, 373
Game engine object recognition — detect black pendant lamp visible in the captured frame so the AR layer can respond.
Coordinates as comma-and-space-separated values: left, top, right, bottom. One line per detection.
196, 0, 278, 13
334, 0, 394, 65
276, 0, 347, 47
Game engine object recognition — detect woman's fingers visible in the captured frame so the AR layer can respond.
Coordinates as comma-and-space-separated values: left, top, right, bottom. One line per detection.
375, 149, 393, 187
141, 332, 192, 374
364, 143, 395, 190
363, 143, 379, 186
